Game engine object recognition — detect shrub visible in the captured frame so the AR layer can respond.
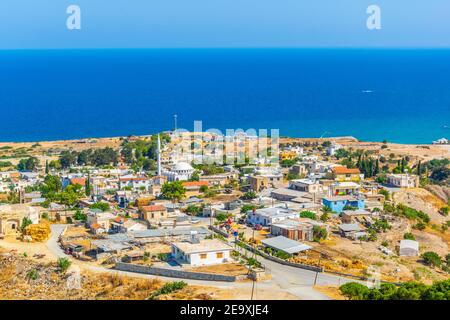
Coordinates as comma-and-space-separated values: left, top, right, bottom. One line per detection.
26, 269, 39, 281
313, 225, 328, 242
413, 222, 426, 230
403, 232, 415, 240
149, 281, 187, 299
89, 202, 110, 212
421, 252, 442, 268
299, 211, 317, 220
339, 282, 370, 300
57, 257, 71, 273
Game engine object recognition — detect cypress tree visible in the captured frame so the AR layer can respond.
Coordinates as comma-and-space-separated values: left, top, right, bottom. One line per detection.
85, 172, 91, 197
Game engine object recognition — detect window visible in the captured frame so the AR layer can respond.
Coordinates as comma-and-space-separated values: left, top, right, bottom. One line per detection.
216, 252, 223, 258
200, 253, 207, 259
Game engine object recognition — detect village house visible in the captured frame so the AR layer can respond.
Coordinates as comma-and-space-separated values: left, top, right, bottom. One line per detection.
140, 204, 168, 223
86, 209, 115, 234
386, 174, 419, 188
110, 216, 147, 233
289, 164, 308, 177
326, 142, 343, 156
119, 175, 152, 192
248, 173, 283, 192
270, 219, 314, 241
199, 171, 239, 187
330, 181, 361, 196
341, 209, 376, 224
246, 207, 298, 226
330, 166, 361, 182
322, 195, 365, 213
0, 204, 40, 236
61, 175, 86, 189
270, 188, 314, 203
338, 223, 367, 240
171, 238, 233, 267
182, 181, 209, 197
289, 179, 323, 194
280, 150, 298, 161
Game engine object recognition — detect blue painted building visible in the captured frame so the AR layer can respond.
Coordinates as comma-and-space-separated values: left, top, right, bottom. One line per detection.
322, 196, 365, 213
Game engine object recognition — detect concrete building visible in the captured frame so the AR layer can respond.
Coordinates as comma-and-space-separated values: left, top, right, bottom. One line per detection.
338, 223, 366, 240
322, 195, 365, 213
386, 174, 419, 188
171, 239, 233, 266
289, 179, 323, 194
399, 239, 419, 256
86, 209, 115, 233
330, 166, 361, 182
270, 219, 314, 241
249, 174, 283, 192
246, 207, 298, 226
0, 204, 40, 236
182, 181, 209, 197
140, 205, 168, 223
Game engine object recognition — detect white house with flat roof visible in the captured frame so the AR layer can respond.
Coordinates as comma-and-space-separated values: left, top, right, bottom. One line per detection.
386, 174, 419, 188
289, 179, 323, 194
246, 207, 298, 226
171, 239, 233, 266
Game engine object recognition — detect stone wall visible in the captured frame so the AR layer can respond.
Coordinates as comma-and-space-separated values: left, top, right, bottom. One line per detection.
115, 262, 237, 282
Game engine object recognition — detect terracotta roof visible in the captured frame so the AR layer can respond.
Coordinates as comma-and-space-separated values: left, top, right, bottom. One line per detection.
182, 181, 209, 187
332, 166, 360, 175
70, 178, 86, 186
90, 223, 102, 230
141, 205, 166, 212
113, 216, 126, 223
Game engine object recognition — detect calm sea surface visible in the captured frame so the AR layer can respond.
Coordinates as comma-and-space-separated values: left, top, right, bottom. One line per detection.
0, 49, 449, 143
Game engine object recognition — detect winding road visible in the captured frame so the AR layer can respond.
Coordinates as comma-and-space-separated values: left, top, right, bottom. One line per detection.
47, 224, 359, 300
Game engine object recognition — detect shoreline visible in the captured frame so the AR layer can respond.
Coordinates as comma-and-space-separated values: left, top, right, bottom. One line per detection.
0, 133, 445, 146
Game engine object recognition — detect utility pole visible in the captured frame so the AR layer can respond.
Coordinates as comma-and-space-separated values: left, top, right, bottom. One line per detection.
314, 252, 322, 286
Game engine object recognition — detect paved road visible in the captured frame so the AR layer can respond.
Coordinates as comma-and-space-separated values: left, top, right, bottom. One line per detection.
45, 224, 359, 300
47, 224, 68, 258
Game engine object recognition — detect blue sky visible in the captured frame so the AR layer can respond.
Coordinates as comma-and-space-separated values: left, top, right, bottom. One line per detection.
0, 0, 449, 49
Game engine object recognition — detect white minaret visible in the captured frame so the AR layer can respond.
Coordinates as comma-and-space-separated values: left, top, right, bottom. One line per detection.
157, 134, 162, 176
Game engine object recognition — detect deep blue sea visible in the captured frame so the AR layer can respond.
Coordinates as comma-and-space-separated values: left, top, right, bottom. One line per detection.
0, 49, 449, 143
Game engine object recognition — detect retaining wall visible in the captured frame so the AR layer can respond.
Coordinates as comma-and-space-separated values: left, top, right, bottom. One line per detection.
115, 262, 237, 282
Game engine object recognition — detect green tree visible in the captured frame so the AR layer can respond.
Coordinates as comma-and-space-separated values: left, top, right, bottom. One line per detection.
85, 173, 91, 196
21, 217, 33, 231
339, 282, 370, 300
161, 181, 186, 203
403, 232, 415, 240
17, 157, 39, 171
421, 251, 442, 268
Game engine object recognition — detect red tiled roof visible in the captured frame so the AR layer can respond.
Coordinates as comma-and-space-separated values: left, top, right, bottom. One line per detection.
113, 216, 126, 223
91, 223, 102, 229
332, 166, 360, 175
141, 205, 166, 212
70, 178, 86, 186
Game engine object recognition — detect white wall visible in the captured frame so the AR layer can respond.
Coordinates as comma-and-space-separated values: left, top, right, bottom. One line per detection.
188, 250, 231, 266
